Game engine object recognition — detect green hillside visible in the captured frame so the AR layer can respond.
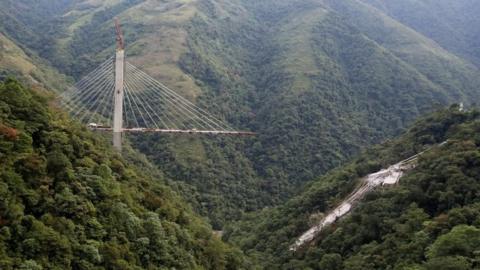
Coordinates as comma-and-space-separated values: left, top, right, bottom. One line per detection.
161, 0, 480, 225
226, 106, 480, 269
359, 0, 480, 67
324, 0, 480, 102
0, 33, 70, 93
2, 1, 480, 269
0, 79, 246, 269
1, 0, 480, 228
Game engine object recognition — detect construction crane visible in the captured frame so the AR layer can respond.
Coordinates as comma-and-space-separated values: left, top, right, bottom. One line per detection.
115, 18, 124, 51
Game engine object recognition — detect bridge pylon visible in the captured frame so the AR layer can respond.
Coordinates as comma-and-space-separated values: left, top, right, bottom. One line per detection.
113, 19, 125, 151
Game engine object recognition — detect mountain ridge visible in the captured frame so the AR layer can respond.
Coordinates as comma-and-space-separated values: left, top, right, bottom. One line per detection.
1, 0, 480, 227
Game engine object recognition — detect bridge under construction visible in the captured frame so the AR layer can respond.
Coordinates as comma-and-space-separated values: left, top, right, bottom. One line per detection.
60, 19, 254, 151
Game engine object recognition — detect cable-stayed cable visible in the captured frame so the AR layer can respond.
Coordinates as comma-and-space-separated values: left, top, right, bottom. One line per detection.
126, 70, 182, 129
125, 64, 219, 130
124, 80, 162, 129
59, 58, 241, 134
126, 62, 232, 131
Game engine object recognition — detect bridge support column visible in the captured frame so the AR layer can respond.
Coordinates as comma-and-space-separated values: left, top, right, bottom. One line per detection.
113, 49, 125, 151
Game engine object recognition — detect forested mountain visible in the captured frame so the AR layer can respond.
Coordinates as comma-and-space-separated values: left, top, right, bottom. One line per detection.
1, 0, 480, 228
226, 106, 480, 269
0, 79, 247, 269
0, 33, 69, 92
359, 0, 480, 67
2, 1, 480, 269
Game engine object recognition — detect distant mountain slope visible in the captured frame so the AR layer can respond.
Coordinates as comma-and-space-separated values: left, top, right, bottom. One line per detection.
0, 33, 69, 92
1, 0, 480, 227
0, 79, 246, 269
226, 106, 480, 269
359, 0, 480, 67
168, 0, 480, 225
324, 0, 480, 102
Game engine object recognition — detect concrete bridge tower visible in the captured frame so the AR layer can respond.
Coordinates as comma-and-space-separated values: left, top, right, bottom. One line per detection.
113, 19, 125, 151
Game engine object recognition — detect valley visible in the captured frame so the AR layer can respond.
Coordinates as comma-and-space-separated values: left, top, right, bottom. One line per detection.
1, 0, 480, 269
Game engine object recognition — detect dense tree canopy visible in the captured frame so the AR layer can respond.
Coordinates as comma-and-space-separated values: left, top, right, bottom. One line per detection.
2, 0, 480, 227
0, 1, 480, 268
226, 106, 480, 269
0, 79, 248, 269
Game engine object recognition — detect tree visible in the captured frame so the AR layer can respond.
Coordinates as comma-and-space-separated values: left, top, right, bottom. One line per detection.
319, 253, 343, 270
424, 256, 471, 270
427, 225, 480, 259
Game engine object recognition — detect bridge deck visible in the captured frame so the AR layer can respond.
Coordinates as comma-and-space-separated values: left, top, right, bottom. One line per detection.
90, 127, 255, 136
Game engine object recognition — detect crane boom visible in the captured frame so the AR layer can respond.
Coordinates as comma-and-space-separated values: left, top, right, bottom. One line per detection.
114, 18, 124, 51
